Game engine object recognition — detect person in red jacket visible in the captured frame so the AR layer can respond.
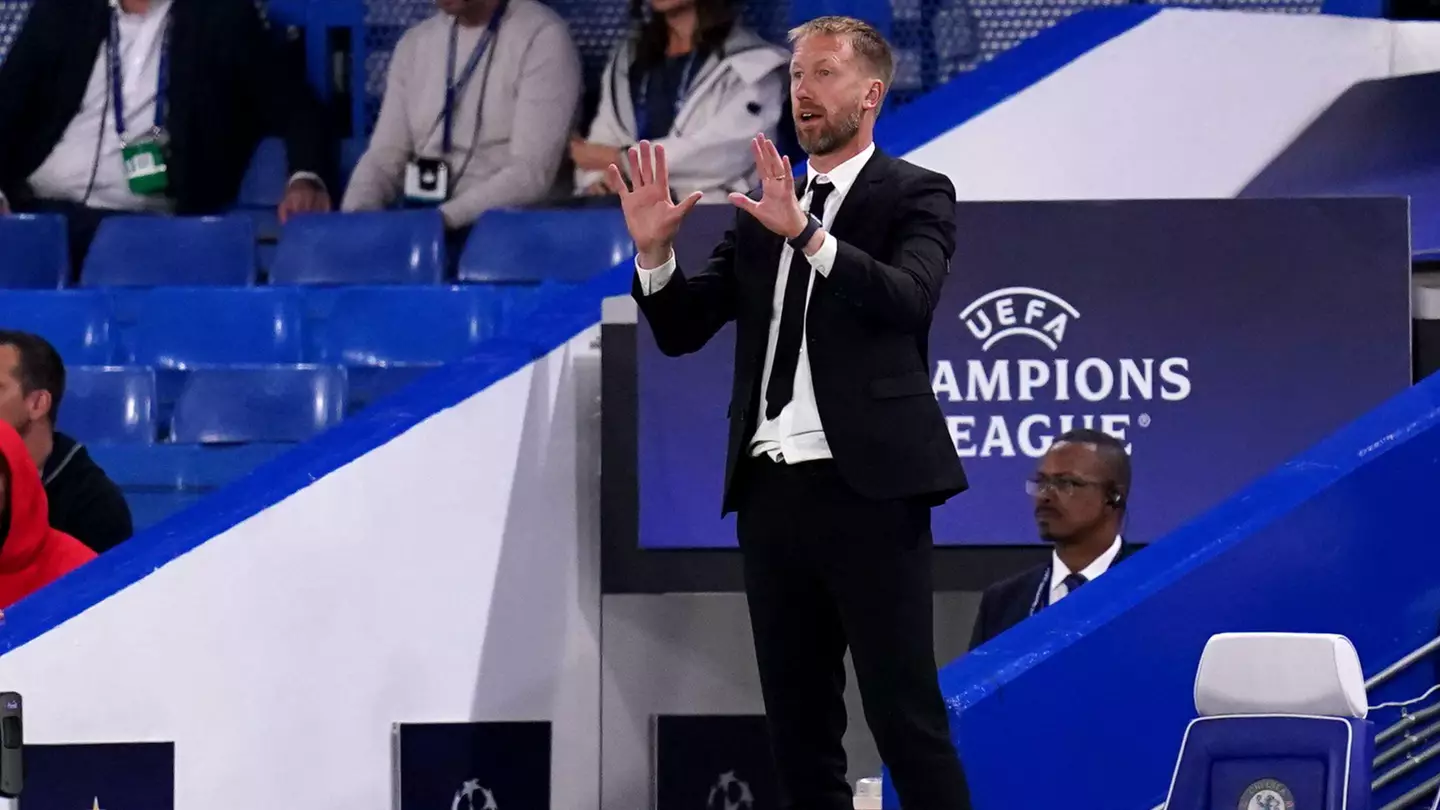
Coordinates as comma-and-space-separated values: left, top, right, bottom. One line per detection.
0, 420, 94, 608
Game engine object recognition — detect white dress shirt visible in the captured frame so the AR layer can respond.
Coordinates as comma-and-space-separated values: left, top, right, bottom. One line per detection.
1049, 535, 1124, 606
14, 0, 319, 212
27, 0, 175, 212
636, 141, 878, 464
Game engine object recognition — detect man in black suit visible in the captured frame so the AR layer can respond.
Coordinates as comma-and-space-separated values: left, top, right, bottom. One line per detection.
606, 15, 970, 810
970, 429, 1140, 651
0, 0, 333, 275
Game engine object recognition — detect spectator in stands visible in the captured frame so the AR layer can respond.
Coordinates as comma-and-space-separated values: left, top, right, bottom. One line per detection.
571, 0, 788, 201
0, 0, 334, 279
0, 332, 133, 555
969, 429, 1140, 650
0, 420, 96, 609
342, 0, 582, 236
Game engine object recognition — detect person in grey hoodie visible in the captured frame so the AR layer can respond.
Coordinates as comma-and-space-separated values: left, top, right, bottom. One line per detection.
571, 0, 788, 203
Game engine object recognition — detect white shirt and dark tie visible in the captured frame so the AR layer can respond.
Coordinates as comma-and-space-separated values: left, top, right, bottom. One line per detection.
1048, 535, 1124, 605
635, 141, 878, 462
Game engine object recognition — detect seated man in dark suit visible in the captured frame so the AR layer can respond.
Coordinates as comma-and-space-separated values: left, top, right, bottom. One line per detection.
970, 429, 1139, 650
0, 0, 335, 276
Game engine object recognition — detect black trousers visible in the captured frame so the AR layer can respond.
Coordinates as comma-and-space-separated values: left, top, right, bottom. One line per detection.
735, 455, 971, 810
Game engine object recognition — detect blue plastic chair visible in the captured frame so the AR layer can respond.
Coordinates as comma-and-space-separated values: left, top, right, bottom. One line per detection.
458, 208, 633, 283
120, 287, 306, 415
82, 216, 258, 287
270, 211, 446, 285
0, 214, 69, 289
58, 366, 157, 445
0, 290, 116, 364
237, 138, 289, 208
169, 365, 348, 444
305, 285, 511, 411
121, 287, 305, 370
1164, 633, 1373, 810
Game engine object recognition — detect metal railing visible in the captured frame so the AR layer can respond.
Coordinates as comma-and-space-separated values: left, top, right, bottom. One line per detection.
1371, 636, 1440, 810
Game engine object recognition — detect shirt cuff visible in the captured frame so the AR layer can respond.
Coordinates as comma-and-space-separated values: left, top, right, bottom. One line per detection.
805, 232, 839, 277
287, 172, 328, 195
635, 250, 677, 296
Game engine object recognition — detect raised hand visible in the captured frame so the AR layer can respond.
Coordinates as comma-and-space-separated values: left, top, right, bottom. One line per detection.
729, 134, 807, 239
605, 141, 703, 268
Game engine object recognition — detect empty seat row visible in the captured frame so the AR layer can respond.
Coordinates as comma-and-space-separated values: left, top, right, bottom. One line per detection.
0, 286, 547, 371
62, 365, 347, 445
0, 206, 632, 288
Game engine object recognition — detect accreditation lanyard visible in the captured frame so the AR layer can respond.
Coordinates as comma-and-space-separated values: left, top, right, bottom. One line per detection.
1028, 566, 1054, 617
634, 52, 698, 140
108, 4, 172, 145
441, 0, 507, 155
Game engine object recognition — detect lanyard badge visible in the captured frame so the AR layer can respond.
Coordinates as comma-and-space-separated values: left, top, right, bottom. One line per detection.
407, 0, 508, 207
109, 2, 173, 196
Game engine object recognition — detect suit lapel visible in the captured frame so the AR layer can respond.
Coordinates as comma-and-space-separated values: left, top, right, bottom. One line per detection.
827, 148, 889, 242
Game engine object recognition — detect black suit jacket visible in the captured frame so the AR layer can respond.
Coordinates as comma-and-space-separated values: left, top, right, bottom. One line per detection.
0, 0, 333, 214
633, 149, 968, 515
968, 543, 1143, 652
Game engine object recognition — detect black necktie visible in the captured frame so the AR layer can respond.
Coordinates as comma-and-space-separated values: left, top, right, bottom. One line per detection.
764, 178, 834, 420
1061, 573, 1088, 594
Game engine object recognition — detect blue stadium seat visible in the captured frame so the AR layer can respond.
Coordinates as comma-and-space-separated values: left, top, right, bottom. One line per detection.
82, 216, 258, 287
458, 208, 633, 283
121, 288, 305, 369
237, 138, 288, 208
59, 366, 157, 445
89, 442, 293, 530
0, 290, 116, 365
118, 287, 305, 420
270, 211, 446, 285
1163, 633, 1372, 810
305, 285, 516, 410
169, 365, 347, 444
0, 214, 68, 289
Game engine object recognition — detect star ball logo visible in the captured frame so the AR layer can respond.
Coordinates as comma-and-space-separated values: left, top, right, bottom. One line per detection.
935, 287, 1192, 458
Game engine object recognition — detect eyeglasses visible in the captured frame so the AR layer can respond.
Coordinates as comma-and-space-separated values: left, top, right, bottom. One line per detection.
1025, 475, 1108, 498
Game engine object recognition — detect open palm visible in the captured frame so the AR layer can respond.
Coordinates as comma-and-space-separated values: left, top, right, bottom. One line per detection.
605, 141, 703, 264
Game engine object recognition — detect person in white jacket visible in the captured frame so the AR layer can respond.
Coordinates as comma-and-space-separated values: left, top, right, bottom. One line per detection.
570, 0, 788, 202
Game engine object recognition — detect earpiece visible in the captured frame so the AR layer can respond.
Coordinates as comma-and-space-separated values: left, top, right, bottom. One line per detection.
1106, 489, 1125, 509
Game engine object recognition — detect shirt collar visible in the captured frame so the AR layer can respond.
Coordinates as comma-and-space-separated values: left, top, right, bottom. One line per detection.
805, 141, 876, 199
1050, 535, 1123, 590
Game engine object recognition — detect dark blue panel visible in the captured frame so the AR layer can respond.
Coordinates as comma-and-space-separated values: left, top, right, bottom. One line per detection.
637, 198, 1412, 548
1241, 70, 1440, 256
458, 208, 633, 284
396, 722, 551, 810
169, 365, 348, 444
60, 366, 157, 445
270, 210, 445, 285
120, 287, 305, 369
81, 216, 258, 287
655, 716, 780, 810
0, 290, 117, 365
0, 214, 68, 289
24, 742, 174, 810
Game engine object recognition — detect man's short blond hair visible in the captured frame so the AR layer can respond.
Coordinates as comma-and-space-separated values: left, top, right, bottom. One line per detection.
788, 16, 895, 96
